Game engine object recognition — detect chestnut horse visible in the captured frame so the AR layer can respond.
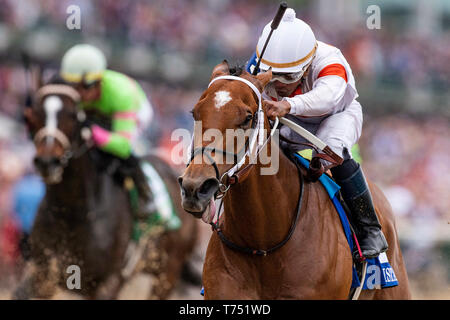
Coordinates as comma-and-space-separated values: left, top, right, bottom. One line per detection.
14, 83, 198, 299
178, 61, 411, 299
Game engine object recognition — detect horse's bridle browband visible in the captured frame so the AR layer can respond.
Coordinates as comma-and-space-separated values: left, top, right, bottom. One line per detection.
35, 84, 81, 103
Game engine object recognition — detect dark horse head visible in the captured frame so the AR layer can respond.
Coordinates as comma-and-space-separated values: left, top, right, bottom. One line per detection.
16, 83, 134, 299
24, 84, 90, 184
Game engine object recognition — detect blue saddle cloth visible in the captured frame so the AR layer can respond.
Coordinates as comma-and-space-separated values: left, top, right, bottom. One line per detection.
293, 153, 398, 289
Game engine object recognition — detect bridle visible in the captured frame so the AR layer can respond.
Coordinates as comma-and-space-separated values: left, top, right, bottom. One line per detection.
186, 74, 303, 256
33, 84, 92, 166
187, 75, 279, 198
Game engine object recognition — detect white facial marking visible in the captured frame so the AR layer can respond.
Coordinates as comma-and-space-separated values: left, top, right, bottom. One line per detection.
43, 96, 63, 147
44, 96, 63, 131
214, 90, 232, 109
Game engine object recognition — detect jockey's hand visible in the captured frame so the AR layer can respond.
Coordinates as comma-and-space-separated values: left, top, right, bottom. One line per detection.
263, 100, 291, 120
91, 124, 109, 146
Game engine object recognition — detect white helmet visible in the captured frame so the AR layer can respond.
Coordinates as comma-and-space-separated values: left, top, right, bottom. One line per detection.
256, 8, 317, 77
60, 44, 107, 84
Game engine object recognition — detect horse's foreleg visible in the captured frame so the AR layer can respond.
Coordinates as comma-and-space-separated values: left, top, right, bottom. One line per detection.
12, 258, 58, 300
142, 234, 175, 300
92, 273, 123, 300
147, 271, 174, 300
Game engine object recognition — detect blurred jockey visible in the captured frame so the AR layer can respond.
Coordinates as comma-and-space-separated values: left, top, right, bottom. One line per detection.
249, 8, 387, 258
60, 44, 155, 217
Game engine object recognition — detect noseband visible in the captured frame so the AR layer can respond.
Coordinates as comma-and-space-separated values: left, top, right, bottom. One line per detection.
188, 145, 246, 196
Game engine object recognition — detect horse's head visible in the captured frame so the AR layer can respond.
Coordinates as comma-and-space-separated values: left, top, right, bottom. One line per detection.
178, 60, 272, 222
24, 84, 89, 184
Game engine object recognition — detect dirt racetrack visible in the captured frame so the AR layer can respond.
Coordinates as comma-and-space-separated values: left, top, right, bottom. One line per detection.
0, 220, 448, 300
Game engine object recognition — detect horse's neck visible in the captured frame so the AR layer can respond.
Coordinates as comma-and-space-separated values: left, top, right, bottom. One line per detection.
223, 145, 302, 249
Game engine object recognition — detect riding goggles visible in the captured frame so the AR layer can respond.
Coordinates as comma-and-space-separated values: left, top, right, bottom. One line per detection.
270, 71, 304, 84
269, 58, 314, 84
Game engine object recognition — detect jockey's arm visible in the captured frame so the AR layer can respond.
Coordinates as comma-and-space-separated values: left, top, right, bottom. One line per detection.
91, 110, 137, 159
284, 65, 348, 117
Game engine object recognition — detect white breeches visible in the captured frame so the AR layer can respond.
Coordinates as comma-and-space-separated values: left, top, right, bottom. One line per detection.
280, 99, 363, 159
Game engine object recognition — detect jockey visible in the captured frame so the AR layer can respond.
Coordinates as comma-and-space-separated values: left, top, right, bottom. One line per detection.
250, 8, 388, 259
60, 44, 155, 217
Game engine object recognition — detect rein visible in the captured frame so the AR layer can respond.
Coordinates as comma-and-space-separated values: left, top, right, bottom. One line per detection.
211, 156, 304, 256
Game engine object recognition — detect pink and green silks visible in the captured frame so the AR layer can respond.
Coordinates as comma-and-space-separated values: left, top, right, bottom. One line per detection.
83, 70, 147, 159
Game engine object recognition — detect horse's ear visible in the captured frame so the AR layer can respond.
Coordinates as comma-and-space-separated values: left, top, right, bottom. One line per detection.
255, 69, 272, 88
210, 60, 230, 81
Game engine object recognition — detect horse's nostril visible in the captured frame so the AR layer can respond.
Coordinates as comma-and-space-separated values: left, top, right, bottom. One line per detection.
198, 178, 219, 199
34, 156, 61, 168
33, 157, 42, 167
50, 157, 61, 166
178, 176, 186, 197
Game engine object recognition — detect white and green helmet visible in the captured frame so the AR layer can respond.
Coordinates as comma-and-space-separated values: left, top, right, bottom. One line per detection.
60, 44, 107, 84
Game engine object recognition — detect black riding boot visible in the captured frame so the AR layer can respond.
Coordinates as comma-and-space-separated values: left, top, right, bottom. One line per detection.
331, 159, 388, 259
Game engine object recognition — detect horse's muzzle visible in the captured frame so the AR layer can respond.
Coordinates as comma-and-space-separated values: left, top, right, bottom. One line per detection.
34, 155, 64, 184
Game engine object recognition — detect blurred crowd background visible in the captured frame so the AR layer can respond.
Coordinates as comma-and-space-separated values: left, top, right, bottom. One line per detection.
0, 0, 449, 298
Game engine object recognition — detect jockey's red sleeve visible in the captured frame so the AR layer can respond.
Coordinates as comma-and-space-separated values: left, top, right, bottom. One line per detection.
317, 63, 348, 82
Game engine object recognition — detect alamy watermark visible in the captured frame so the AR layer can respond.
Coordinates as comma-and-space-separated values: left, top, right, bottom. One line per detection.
366, 5, 381, 30
364, 264, 398, 289
171, 121, 280, 176
66, 264, 81, 290
66, 5, 81, 30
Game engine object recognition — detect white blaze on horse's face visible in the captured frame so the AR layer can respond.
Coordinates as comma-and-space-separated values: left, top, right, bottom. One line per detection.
214, 90, 232, 110
43, 95, 63, 145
